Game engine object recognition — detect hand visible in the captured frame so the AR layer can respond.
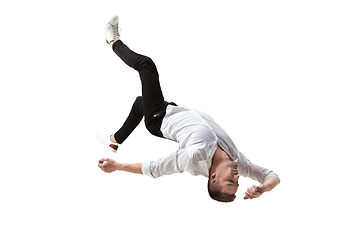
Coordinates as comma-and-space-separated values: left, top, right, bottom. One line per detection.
244, 184, 267, 200
98, 158, 120, 173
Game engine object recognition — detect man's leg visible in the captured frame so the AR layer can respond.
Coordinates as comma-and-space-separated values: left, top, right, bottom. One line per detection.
112, 40, 165, 112
113, 96, 144, 144
112, 40, 169, 137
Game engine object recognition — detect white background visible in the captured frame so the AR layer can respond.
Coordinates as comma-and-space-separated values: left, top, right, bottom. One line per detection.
1, 0, 359, 239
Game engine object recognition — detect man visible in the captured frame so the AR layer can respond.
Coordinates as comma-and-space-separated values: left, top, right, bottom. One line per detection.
97, 16, 280, 202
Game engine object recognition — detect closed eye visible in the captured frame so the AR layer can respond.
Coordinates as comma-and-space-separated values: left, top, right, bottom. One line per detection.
227, 180, 234, 186
228, 180, 239, 187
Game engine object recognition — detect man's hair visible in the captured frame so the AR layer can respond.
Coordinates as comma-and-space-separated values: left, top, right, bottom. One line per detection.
207, 179, 236, 203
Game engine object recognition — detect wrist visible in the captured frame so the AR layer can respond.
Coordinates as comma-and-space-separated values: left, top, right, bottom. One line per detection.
260, 184, 268, 192
115, 162, 123, 171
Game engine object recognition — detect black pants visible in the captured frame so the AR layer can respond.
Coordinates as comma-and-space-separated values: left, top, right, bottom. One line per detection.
112, 40, 176, 144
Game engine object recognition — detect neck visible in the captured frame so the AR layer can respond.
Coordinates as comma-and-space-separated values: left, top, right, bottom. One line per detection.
209, 145, 231, 175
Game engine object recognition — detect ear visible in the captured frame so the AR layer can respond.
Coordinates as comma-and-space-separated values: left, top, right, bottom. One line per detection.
210, 172, 217, 183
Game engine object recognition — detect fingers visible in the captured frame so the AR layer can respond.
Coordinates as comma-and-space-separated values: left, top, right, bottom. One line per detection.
98, 158, 113, 165
244, 185, 262, 200
98, 158, 107, 164
98, 158, 109, 172
244, 187, 254, 199
98, 158, 106, 167
98, 159, 104, 171
98, 158, 117, 173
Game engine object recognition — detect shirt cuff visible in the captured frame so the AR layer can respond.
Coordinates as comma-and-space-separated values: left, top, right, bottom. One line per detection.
142, 161, 155, 178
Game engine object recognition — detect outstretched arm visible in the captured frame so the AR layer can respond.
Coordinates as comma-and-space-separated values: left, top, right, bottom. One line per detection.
244, 176, 280, 200
98, 147, 188, 178
98, 158, 143, 174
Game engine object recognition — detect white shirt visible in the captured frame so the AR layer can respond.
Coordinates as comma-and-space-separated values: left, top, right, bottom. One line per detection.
142, 105, 279, 183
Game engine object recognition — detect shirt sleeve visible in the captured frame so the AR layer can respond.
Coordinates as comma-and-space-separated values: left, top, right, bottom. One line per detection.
142, 121, 218, 178
247, 161, 280, 184
142, 150, 183, 178
142, 144, 216, 178
238, 152, 280, 184
141, 147, 195, 178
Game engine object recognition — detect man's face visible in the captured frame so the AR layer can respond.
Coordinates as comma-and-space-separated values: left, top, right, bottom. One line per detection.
218, 162, 239, 195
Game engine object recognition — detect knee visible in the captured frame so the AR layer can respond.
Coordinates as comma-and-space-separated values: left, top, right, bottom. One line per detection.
133, 96, 143, 107
137, 56, 156, 70
132, 96, 144, 114
135, 96, 142, 102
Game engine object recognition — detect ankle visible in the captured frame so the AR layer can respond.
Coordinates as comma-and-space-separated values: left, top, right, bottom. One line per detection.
110, 135, 117, 143
110, 39, 119, 46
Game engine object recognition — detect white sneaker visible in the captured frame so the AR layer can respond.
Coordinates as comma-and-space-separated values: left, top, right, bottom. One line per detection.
96, 132, 119, 153
105, 15, 121, 45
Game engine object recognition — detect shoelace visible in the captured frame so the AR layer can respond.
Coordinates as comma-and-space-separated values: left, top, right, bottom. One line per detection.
111, 23, 120, 39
